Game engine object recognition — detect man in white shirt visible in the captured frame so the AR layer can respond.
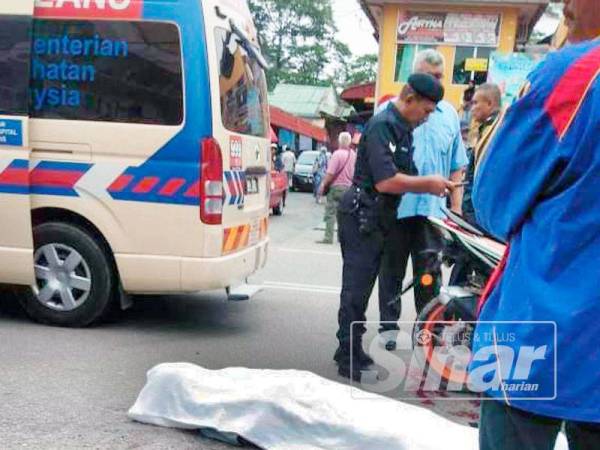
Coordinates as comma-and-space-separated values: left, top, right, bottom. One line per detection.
281, 145, 296, 187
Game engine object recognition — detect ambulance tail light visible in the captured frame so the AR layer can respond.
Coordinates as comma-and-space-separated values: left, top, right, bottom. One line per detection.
200, 137, 224, 225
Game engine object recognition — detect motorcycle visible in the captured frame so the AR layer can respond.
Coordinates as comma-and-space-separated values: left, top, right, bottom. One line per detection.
402, 209, 507, 387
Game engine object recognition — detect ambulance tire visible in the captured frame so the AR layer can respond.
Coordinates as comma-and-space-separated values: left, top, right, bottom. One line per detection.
19, 222, 115, 328
0, 284, 21, 315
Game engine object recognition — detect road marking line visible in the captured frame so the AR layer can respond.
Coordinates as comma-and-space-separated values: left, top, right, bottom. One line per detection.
266, 281, 340, 290
271, 247, 340, 256
263, 281, 340, 295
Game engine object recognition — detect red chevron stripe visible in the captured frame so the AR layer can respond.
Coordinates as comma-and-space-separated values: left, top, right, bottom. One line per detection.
227, 177, 237, 199
0, 167, 28, 186
184, 180, 200, 198
159, 178, 186, 197
108, 174, 134, 193
132, 177, 160, 194
30, 169, 86, 188
237, 174, 245, 199
545, 45, 600, 139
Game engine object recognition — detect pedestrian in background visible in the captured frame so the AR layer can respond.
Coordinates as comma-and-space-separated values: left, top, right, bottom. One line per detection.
459, 81, 475, 131
378, 49, 468, 350
317, 132, 356, 244
334, 74, 456, 380
472, 0, 600, 446
451, 83, 502, 286
271, 143, 284, 172
313, 146, 328, 204
281, 145, 296, 187
459, 80, 478, 149
461, 83, 501, 224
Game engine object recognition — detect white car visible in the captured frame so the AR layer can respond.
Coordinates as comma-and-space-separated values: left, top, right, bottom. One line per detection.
292, 151, 319, 192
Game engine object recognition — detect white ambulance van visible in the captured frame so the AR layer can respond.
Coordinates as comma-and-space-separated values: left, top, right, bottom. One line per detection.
0, 0, 271, 326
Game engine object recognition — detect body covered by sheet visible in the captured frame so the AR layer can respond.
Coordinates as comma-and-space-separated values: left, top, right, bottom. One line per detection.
128, 363, 569, 449
128, 363, 478, 449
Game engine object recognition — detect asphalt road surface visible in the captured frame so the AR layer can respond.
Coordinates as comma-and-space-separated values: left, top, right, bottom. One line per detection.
0, 192, 476, 449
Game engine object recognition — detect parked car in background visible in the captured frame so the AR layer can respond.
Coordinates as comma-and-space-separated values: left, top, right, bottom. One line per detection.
292, 151, 319, 192
270, 170, 288, 216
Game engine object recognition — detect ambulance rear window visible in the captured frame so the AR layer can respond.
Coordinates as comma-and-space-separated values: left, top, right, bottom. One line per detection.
30, 20, 183, 125
0, 16, 31, 116
214, 27, 269, 138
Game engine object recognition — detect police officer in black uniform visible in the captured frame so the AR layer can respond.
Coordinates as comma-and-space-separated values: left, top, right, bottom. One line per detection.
334, 74, 455, 380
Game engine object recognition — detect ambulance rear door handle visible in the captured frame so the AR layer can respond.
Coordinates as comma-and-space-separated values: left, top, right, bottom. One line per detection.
31, 142, 92, 162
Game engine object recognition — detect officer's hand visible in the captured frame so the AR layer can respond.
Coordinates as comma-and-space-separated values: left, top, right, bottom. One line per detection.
425, 176, 457, 197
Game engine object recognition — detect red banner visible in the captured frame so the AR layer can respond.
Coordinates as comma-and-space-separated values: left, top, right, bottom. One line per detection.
34, 0, 143, 20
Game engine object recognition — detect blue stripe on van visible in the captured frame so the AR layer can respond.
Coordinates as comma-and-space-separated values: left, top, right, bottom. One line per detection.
108, 0, 212, 205
0, 159, 93, 197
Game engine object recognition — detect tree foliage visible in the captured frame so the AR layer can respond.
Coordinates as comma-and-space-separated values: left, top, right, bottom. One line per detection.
338, 54, 378, 87
249, 0, 340, 88
249, 0, 378, 90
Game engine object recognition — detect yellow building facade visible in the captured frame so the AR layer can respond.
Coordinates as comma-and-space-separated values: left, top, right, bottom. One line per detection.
360, 0, 550, 108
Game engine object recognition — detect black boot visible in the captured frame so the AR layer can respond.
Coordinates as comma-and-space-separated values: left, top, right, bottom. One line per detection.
333, 343, 374, 368
355, 345, 374, 366
337, 363, 363, 381
333, 345, 347, 364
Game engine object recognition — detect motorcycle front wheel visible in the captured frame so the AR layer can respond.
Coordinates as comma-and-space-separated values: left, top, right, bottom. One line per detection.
412, 298, 476, 388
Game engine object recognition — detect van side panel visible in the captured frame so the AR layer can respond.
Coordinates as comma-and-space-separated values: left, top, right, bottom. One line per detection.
30, 0, 215, 260
0, 7, 35, 285
108, 1, 212, 206
202, 0, 271, 256
23, 0, 269, 293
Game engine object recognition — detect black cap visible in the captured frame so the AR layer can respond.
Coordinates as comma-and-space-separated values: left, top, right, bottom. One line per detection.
407, 73, 445, 103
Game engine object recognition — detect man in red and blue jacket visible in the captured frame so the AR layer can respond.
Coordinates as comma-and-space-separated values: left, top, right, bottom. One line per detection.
470, 0, 600, 448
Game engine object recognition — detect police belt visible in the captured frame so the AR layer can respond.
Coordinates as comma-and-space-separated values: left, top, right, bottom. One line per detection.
340, 185, 398, 235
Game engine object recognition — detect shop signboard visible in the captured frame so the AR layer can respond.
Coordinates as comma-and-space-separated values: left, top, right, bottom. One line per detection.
398, 11, 500, 47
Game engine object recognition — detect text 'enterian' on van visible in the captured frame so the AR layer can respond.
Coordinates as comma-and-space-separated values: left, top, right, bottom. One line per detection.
0, 0, 272, 327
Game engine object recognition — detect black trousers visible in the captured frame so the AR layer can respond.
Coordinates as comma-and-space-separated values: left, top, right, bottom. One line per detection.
480, 399, 600, 450
336, 210, 386, 350
378, 216, 443, 332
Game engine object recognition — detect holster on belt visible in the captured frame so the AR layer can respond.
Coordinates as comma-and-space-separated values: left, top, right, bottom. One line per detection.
340, 185, 390, 235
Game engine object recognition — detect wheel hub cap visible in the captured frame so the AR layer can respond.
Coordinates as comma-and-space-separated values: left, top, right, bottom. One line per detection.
33, 243, 92, 312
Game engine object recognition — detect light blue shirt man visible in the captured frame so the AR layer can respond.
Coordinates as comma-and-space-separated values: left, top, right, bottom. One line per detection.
397, 100, 468, 219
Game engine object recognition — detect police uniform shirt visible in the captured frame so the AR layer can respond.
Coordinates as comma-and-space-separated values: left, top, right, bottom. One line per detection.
354, 102, 417, 213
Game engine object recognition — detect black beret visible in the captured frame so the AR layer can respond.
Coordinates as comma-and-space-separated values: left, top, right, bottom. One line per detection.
407, 73, 445, 103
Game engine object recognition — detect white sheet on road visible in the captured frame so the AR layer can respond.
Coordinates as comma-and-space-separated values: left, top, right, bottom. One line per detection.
129, 363, 568, 450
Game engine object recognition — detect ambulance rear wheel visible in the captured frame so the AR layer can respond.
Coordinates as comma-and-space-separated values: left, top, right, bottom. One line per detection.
19, 222, 115, 327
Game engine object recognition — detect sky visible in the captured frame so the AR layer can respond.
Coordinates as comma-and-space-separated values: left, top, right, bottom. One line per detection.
331, 0, 379, 56
331, 0, 563, 57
